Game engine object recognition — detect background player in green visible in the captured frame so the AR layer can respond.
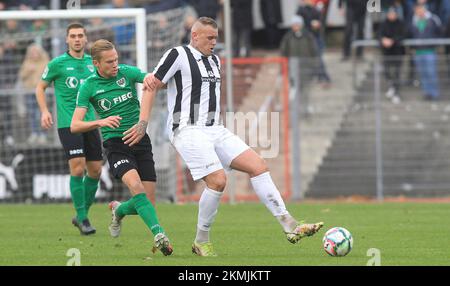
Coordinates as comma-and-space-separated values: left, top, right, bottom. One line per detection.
35, 23, 102, 235
71, 39, 173, 256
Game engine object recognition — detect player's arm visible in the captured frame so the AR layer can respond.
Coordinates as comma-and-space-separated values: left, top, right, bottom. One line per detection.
143, 73, 167, 90
71, 107, 122, 134
123, 86, 158, 146
35, 80, 54, 130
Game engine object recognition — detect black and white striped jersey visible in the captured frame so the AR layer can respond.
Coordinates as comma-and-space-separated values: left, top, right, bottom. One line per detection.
152, 45, 221, 139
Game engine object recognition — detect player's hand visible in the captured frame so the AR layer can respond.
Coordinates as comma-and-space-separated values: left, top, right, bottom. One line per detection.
143, 73, 158, 91
122, 120, 147, 146
41, 111, 53, 130
100, 116, 122, 129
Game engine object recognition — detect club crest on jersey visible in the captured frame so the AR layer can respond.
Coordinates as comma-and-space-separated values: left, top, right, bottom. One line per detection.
116, 77, 126, 88
87, 65, 94, 72
208, 70, 215, 77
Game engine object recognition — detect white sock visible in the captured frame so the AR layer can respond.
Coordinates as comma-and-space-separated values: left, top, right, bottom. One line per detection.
250, 172, 297, 232
195, 187, 223, 243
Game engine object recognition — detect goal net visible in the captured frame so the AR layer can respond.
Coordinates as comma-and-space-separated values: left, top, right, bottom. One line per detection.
0, 7, 185, 203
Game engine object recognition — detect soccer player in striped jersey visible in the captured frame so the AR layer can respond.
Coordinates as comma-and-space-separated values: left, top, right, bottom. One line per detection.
137, 17, 324, 257
36, 23, 101, 235
71, 39, 173, 256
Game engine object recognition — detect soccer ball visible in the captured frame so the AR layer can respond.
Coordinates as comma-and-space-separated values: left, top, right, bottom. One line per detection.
322, 227, 353, 257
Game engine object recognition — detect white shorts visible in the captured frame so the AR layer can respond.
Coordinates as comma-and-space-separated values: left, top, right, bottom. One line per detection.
172, 125, 250, 181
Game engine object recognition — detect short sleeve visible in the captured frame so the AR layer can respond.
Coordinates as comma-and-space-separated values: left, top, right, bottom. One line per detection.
121, 65, 147, 84
153, 48, 180, 84
41, 60, 58, 83
76, 82, 92, 109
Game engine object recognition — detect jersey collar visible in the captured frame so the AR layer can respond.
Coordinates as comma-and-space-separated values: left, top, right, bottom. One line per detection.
188, 44, 211, 60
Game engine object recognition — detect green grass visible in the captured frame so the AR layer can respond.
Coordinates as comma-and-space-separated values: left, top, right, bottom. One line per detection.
0, 202, 449, 266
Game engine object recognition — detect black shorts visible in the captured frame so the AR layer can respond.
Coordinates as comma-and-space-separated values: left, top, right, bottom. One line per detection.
103, 134, 156, 182
58, 128, 103, 161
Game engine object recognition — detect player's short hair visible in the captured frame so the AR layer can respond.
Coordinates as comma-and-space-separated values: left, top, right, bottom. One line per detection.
196, 17, 218, 29
91, 39, 115, 61
66, 22, 86, 36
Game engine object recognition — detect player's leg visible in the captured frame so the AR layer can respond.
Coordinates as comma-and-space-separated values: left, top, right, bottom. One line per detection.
68, 157, 96, 235
172, 127, 224, 256
214, 126, 323, 243
58, 127, 95, 234
191, 169, 226, 257
83, 129, 103, 215
121, 169, 172, 255
84, 160, 101, 213
230, 148, 323, 243
68, 157, 88, 222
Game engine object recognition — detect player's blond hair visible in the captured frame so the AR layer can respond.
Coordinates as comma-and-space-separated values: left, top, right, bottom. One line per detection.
91, 39, 115, 61
196, 17, 218, 29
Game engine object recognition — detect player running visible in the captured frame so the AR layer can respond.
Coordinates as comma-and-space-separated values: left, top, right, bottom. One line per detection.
140, 17, 324, 257
71, 39, 173, 256
36, 23, 101, 235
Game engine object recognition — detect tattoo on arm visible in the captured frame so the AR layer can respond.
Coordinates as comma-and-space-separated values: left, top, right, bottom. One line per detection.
137, 120, 148, 136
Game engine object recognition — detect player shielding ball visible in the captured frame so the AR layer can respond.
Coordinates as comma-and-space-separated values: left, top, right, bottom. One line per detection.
140, 17, 324, 256
71, 39, 173, 256
36, 23, 102, 235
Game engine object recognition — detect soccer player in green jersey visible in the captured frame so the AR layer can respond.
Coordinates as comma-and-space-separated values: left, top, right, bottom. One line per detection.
71, 39, 173, 256
36, 23, 101, 235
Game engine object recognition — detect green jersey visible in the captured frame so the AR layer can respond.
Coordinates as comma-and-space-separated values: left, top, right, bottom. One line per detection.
41, 52, 97, 128
76, 64, 147, 141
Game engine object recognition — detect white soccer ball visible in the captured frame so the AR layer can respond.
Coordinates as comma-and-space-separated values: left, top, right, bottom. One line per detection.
322, 227, 353, 257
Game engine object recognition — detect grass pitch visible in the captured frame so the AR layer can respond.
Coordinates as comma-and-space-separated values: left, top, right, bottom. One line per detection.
0, 202, 449, 266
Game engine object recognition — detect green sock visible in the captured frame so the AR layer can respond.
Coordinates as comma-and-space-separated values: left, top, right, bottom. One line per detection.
70, 176, 87, 222
133, 193, 164, 236
83, 176, 99, 214
116, 199, 138, 217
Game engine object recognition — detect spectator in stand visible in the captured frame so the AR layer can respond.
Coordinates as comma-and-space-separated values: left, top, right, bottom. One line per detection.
0, 44, 15, 146
181, 14, 197, 45
187, 0, 221, 20
144, 0, 184, 14
338, 0, 369, 61
379, 7, 406, 103
231, 0, 253, 58
261, 0, 283, 49
280, 15, 319, 116
18, 43, 50, 144
409, 3, 442, 100
416, 0, 450, 26
297, 0, 331, 86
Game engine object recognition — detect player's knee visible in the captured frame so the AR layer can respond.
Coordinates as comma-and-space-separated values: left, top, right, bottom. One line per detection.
205, 172, 227, 192
128, 180, 145, 194
69, 158, 86, 177
250, 157, 269, 177
87, 166, 102, 179
70, 165, 85, 177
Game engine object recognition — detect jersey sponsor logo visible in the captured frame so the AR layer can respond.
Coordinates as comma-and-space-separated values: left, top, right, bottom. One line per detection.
113, 92, 133, 105
116, 77, 126, 88
113, 159, 130, 169
98, 98, 112, 111
208, 70, 215, 77
66, 67, 74, 70
87, 65, 95, 72
96, 89, 105, 94
201, 77, 221, 83
66, 77, 79, 88
42, 66, 49, 78
69, 149, 84, 155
